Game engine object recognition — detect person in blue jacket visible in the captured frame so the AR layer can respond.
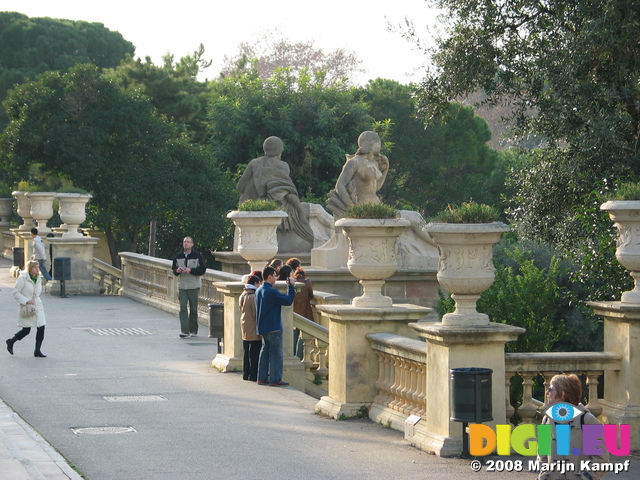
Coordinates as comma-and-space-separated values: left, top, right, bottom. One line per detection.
256, 266, 296, 386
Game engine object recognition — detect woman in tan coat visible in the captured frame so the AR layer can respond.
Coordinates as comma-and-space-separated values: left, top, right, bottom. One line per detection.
240, 275, 262, 381
7, 260, 47, 357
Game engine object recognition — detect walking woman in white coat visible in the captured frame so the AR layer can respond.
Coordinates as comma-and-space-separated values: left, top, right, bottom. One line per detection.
6, 260, 47, 357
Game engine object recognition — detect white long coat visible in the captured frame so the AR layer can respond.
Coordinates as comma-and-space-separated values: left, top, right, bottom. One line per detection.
12, 270, 46, 328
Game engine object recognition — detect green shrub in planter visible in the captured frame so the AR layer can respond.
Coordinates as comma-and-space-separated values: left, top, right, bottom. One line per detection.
237, 199, 280, 211
608, 181, 640, 201
432, 200, 500, 223
343, 202, 398, 219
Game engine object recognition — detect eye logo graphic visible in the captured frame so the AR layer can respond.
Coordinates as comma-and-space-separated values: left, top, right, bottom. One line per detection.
469, 400, 631, 457
546, 403, 583, 422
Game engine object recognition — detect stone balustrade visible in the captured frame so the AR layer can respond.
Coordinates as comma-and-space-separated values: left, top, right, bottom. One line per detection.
505, 352, 622, 424
367, 332, 427, 430
109, 252, 640, 453
294, 312, 329, 396
120, 252, 238, 322
93, 257, 123, 294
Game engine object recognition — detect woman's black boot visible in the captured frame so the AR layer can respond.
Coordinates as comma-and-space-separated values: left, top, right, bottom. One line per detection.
34, 326, 46, 358
6, 338, 14, 355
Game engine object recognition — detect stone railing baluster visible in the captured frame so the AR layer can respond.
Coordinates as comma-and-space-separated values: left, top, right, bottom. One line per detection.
585, 371, 603, 418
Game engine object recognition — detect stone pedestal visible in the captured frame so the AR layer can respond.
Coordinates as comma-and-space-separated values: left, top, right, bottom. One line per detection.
589, 301, 640, 449
46, 237, 100, 295
211, 282, 246, 373
409, 322, 524, 457
1, 228, 14, 259
9, 229, 29, 277
314, 303, 431, 419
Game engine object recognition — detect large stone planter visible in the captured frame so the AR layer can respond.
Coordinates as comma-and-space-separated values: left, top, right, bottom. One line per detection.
335, 217, 410, 307
57, 193, 92, 238
227, 210, 287, 272
426, 222, 509, 326
601, 200, 640, 304
12, 191, 36, 232
0, 198, 13, 227
25, 192, 55, 235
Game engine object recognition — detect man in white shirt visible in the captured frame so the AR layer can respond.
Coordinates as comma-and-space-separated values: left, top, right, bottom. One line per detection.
30, 228, 52, 281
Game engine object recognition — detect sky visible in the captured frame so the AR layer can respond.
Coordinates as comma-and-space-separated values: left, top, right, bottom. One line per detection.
3, 0, 444, 84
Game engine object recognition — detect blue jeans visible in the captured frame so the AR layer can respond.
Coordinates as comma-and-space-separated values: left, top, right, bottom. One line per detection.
258, 330, 283, 384
38, 259, 52, 281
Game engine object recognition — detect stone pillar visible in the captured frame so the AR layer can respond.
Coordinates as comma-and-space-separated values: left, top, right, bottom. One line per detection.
46, 237, 100, 295
589, 301, 640, 450
212, 282, 245, 373
314, 303, 431, 419
280, 283, 305, 391
0, 198, 13, 257
409, 322, 524, 457
9, 229, 29, 277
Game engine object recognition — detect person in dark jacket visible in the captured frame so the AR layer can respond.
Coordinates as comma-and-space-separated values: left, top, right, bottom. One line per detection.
256, 266, 296, 386
172, 237, 206, 338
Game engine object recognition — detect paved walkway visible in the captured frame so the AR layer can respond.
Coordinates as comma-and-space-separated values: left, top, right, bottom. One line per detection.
0, 256, 638, 479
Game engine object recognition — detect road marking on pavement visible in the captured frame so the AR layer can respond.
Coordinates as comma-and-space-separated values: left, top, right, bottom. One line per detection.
103, 395, 167, 402
87, 328, 153, 336
71, 426, 136, 435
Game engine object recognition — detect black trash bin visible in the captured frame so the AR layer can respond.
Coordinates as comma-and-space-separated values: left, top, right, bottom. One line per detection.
12, 247, 24, 270
208, 303, 224, 353
53, 257, 71, 280
53, 257, 71, 298
450, 367, 493, 457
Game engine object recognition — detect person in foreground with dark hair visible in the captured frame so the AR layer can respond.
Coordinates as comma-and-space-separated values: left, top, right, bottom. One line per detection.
172, 236, 206, 338
255, 266, 296, 386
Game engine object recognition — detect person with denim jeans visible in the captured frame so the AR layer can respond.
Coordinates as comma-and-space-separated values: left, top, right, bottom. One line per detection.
256, 266, 296, 386
30, 228, 52, 282
171, 237, 206, 338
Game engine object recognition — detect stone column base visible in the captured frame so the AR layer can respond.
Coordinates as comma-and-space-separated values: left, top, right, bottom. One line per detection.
406, 422, 463, 458
284, 355, 305, 391
369, 403, 413, 432
315, 396, 368, 419
47, 279, 100, 296
212, 353, 242, 373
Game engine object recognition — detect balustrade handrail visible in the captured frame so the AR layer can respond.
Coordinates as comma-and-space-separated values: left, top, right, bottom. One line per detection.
505, 351, 622, 371
293, 313, 328, 343
93, 257, 122, 278
367, 332, 426, 362
93, 257, 123, 295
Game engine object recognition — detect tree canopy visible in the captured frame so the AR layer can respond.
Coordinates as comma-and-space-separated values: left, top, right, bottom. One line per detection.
106, 45, 212, 143
220, 35, 364, 86
208, 63, 373, 201
0, 11, 134, 128
419, 0, 640, 299
360, 79, 505, 216
1, 64, 235, 264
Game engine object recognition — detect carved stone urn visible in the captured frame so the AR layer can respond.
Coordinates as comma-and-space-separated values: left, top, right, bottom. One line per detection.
57, 193, 92, 238
335, 217, 410, 308
601, 200, 640, 304
25, 192, 55, 235
227, 210, 288, 272
426, 222, 509, 326
0, 198, 13, 227
12, 191, 36, 232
